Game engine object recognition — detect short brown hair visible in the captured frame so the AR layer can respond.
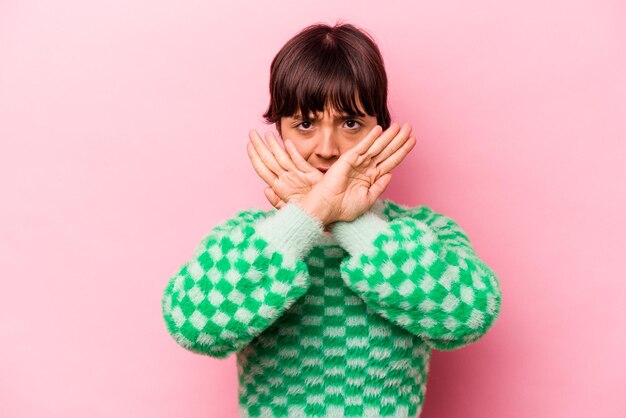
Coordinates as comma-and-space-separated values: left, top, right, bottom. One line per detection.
262, 21, 391, 137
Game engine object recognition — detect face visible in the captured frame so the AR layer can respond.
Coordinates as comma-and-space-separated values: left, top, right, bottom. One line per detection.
278, 104, 378, 172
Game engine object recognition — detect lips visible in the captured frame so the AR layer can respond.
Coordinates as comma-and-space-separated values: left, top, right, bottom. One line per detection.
316, 167, 330, 173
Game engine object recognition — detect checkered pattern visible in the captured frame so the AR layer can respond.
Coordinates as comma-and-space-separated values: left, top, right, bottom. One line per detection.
161, 208, 312, 357
236, 243, 430, 418
161, 199, 502, 417
336, 200, 502, 351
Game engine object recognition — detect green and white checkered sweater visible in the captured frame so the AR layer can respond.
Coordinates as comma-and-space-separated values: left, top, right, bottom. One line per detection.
161, 198, 502, 417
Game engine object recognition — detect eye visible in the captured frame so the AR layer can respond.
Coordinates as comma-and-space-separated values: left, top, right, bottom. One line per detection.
295, 120, 313, 131
345, 120, 362, 130
293, 119, 362, 131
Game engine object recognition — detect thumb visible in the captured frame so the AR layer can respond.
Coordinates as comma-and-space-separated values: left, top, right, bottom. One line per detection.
264, 186, 281, 209
264, 186, 288, 209
369, 172, 392, 201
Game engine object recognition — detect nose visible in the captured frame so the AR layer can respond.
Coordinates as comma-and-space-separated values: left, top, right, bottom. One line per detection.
315, 130, 340, 160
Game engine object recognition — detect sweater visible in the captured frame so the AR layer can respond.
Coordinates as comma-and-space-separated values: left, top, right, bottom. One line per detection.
161, 198, 502, 418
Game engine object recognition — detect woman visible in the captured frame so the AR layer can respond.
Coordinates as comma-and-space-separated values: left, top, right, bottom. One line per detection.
161, 22, 502, 418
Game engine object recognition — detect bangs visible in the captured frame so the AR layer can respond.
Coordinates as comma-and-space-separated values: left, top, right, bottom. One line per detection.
279, 60, 374, 119
263, 22, 390, 132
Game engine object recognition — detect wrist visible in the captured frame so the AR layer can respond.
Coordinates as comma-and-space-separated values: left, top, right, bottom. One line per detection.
296, 192, 333, 226
330, 210, 390, 255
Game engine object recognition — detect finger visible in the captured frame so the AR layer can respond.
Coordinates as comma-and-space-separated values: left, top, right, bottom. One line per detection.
265, 131, 297, 172
376, 135, 417, 175
284, 139, 320, 173
351, 124, 385, 155
248, 129, 284, 175
265, 186, 287, 209
263, 186, 281, 209
369, 172, 393, 202
247, 141, 278, 186
367, 123, 411, 161
352, 122, 404, 159
372, 124, 413, 163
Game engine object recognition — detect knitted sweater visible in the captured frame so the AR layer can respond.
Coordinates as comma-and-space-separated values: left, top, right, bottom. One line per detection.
161, 198, 502, 418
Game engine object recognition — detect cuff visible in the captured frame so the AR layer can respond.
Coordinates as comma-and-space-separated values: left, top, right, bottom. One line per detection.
330, 210, 390, 256
255, 202, 325, 260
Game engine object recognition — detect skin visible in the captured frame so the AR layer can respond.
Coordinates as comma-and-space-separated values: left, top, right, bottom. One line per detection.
279, 105, 380, 174
247, 104, 416, 234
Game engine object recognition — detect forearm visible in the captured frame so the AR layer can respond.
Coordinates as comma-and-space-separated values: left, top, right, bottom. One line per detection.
161, 206, 321, 358
332, 203, 502, 351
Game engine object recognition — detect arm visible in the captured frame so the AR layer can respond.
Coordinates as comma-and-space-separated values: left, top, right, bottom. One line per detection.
330, 202, 502, 351
161, 202, 324, 358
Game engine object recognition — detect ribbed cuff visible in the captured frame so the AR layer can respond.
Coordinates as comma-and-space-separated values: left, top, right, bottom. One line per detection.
330, 210, 390, 256
255, 202, 325, 260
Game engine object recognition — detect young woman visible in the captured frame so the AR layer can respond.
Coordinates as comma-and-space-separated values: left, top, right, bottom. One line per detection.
162, 22, 502, 418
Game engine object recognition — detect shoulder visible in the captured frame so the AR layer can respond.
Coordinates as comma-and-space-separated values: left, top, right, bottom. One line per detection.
377, 198, 435, 221
233, 206, 271, 221
212, 206, 271, 232
378, 198, 467, 232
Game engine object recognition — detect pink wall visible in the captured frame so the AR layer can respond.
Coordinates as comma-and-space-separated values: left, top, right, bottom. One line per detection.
1, 1, 625, 417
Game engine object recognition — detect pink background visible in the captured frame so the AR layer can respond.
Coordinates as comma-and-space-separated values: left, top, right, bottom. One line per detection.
1, 1, 625, 417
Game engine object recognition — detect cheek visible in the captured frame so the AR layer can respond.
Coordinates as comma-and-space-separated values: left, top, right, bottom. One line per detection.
284, 135, 312, 158
283, 136, 312, 160
295, 143, 314, 159
337, 135, 362, 154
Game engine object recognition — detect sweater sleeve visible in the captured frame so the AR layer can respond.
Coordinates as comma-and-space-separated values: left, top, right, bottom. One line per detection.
330, 203, 502, 351
161, 202, 324, 358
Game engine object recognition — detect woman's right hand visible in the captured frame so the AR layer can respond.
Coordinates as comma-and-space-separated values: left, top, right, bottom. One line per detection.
263, 186, 286, 209
247, 129, 323, 207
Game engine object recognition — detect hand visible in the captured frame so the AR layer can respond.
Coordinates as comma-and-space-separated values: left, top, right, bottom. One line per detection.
247, 129, 323, 208
300, 122, 416, 224
263, 186, 286, 209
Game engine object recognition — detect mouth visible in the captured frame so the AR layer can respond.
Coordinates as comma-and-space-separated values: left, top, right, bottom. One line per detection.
316, 167, 329, 173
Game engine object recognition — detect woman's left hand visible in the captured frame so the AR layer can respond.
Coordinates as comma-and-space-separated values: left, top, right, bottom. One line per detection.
251, 123, 416, 219
298, 122, 416, 224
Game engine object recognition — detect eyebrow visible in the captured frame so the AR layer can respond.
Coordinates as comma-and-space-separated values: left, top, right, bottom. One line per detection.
291, 113, 360, 121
